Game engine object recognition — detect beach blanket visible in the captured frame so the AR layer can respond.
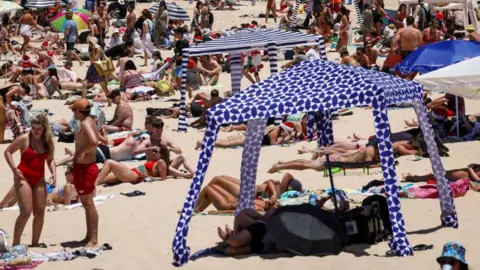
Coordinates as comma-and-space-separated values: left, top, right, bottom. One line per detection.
405, 178, 470, 199
2, 195, 115, 211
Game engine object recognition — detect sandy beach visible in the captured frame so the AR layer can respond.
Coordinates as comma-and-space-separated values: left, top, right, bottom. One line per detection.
1, 0, 480, 269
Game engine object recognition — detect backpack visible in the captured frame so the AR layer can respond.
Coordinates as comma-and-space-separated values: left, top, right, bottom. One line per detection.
421, 6, 432, 24
340, 196, 390, 245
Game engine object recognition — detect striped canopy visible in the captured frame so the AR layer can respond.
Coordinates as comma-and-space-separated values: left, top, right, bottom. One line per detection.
185, 28, 322, 56
25, 0, 56, 8
148, 2, 189, 21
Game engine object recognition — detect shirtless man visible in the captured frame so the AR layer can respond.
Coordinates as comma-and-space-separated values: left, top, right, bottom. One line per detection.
104, 90, 133, 133
364, 43, 378, 67
71, 99, 100, 247
135, 118, 182, 160
96, 4, 109, 40
340, 49, 358, 66
189, 89, 223, 128
197, 55, 222, 87
392, 16, 423, 59
56, 134, 143, 165
354, 47, 371, 68
125, 2, 136, 41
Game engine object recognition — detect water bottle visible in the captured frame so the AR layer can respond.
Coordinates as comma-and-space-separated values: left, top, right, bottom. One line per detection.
309, 193, 317, 206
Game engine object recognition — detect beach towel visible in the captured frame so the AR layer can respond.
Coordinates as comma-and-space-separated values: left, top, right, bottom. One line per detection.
405, 178, 470, 199
2, 195, 115, 211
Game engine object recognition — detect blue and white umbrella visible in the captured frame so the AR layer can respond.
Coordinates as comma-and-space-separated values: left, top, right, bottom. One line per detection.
148, 2, 190, 22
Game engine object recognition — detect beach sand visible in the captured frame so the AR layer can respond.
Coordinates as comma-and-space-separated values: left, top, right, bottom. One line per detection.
1, 1, 480, 269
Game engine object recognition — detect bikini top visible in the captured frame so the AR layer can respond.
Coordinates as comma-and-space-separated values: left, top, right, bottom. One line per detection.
144, 160, 157, 173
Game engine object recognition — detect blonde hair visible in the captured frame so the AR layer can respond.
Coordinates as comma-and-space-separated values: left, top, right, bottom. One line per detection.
30, 114, 54, 154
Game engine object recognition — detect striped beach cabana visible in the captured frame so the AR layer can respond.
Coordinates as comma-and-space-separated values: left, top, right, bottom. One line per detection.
24, 0, 57, 8
177, 28, 328, 132
148, 2, 190, 21
172, 60, 458, 266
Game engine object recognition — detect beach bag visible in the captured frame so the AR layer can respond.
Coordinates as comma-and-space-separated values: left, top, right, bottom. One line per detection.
58, 131, 74, 143
340, 200, 386, 245
93, 49, 115, 77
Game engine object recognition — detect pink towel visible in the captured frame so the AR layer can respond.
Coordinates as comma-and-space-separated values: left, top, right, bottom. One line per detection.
406, 178, 470, 199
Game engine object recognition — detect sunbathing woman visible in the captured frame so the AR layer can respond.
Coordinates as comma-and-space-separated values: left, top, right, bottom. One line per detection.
194, 173, 303, 213
195, 123, 295, 150
94, 145, 193, 186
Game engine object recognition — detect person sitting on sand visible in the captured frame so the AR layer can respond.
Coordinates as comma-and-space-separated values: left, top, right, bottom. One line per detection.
196, 55, 222, 86
94, 145, 194, 186
188, 89, 224, 128
0, 166, 78, 209
135, 118, 183, 159
104, 90, 133, 133
195, 122, 295, 150
194, 173, 303, 213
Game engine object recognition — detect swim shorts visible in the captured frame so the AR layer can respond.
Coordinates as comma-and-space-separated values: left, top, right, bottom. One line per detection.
72, 163, 98, 196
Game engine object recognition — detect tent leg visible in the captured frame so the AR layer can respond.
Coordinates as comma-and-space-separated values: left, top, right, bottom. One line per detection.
178, 52, 189, 132
413, 102, 458, 228
315, 112, 324, 147
236, 119, 268, 214
307, 112, 315, 141
372, 102, 412, 256
230, 52, 242, 95
172, 122, 220, 266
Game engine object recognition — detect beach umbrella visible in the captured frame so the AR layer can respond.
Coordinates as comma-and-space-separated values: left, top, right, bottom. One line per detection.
148, 2, 190, 21
394, 40, 480, 75
266, 204, 348, 256
50, 9, 90, 32
0, 1, 22, 14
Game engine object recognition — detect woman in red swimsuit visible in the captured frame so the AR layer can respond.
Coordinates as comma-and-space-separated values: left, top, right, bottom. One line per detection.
4, 114, 56, 246
94, 145, 194, 186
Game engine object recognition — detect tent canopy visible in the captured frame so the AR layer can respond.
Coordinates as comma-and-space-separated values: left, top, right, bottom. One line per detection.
24, 0, 58, 8
208, 60, 423, 125
415, 56, 480, 99
185, 28, 323, 56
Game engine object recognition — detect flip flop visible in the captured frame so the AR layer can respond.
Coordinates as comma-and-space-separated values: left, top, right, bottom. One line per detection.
101, 243, 113, 251
120, 190, 146, 197
412, 244, 433, 251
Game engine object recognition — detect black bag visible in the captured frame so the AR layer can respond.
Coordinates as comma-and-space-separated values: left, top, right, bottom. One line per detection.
58, 131, 74, 143
340, 200, 386, 245
422, 6, 433, 25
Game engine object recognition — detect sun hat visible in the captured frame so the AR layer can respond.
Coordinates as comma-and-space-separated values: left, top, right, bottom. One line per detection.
437, 242, 467, 266
466, 25, 475, 32
280, 121, 295, 132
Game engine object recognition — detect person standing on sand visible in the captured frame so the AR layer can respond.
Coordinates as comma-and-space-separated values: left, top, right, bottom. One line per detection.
392, 16, 423, 60
336, 6, 351, 53
64, 11, 83, 66
71, 99, 100, 247
4, 114, 56, 246
126, 2, 136, 41
265, 0, 277, 23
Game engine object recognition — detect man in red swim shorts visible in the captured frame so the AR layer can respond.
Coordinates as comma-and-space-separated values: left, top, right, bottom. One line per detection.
71, 99, 100, 247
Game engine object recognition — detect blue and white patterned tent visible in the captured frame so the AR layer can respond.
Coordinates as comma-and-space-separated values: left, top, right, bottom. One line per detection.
172, 60, 458, 266
177, 28, 328, 132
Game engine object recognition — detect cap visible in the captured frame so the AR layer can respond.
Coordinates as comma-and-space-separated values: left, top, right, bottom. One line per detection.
187, 59, 195, 69
72, 99, 91, 112
288, 179, 303, 192
108, 89, 122, 99
280, 121, 295, 131
437, 242, 467, 266
466, 25, 475, 31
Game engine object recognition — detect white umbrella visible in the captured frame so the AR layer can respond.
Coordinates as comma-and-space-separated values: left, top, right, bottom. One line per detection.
415, 56, 480, 100
0, 1, 22, 14
416, 56, 480, 137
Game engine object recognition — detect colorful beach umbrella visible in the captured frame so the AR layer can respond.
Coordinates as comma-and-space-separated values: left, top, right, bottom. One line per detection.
50, 9, 90, 33
0, 1, 22, 14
